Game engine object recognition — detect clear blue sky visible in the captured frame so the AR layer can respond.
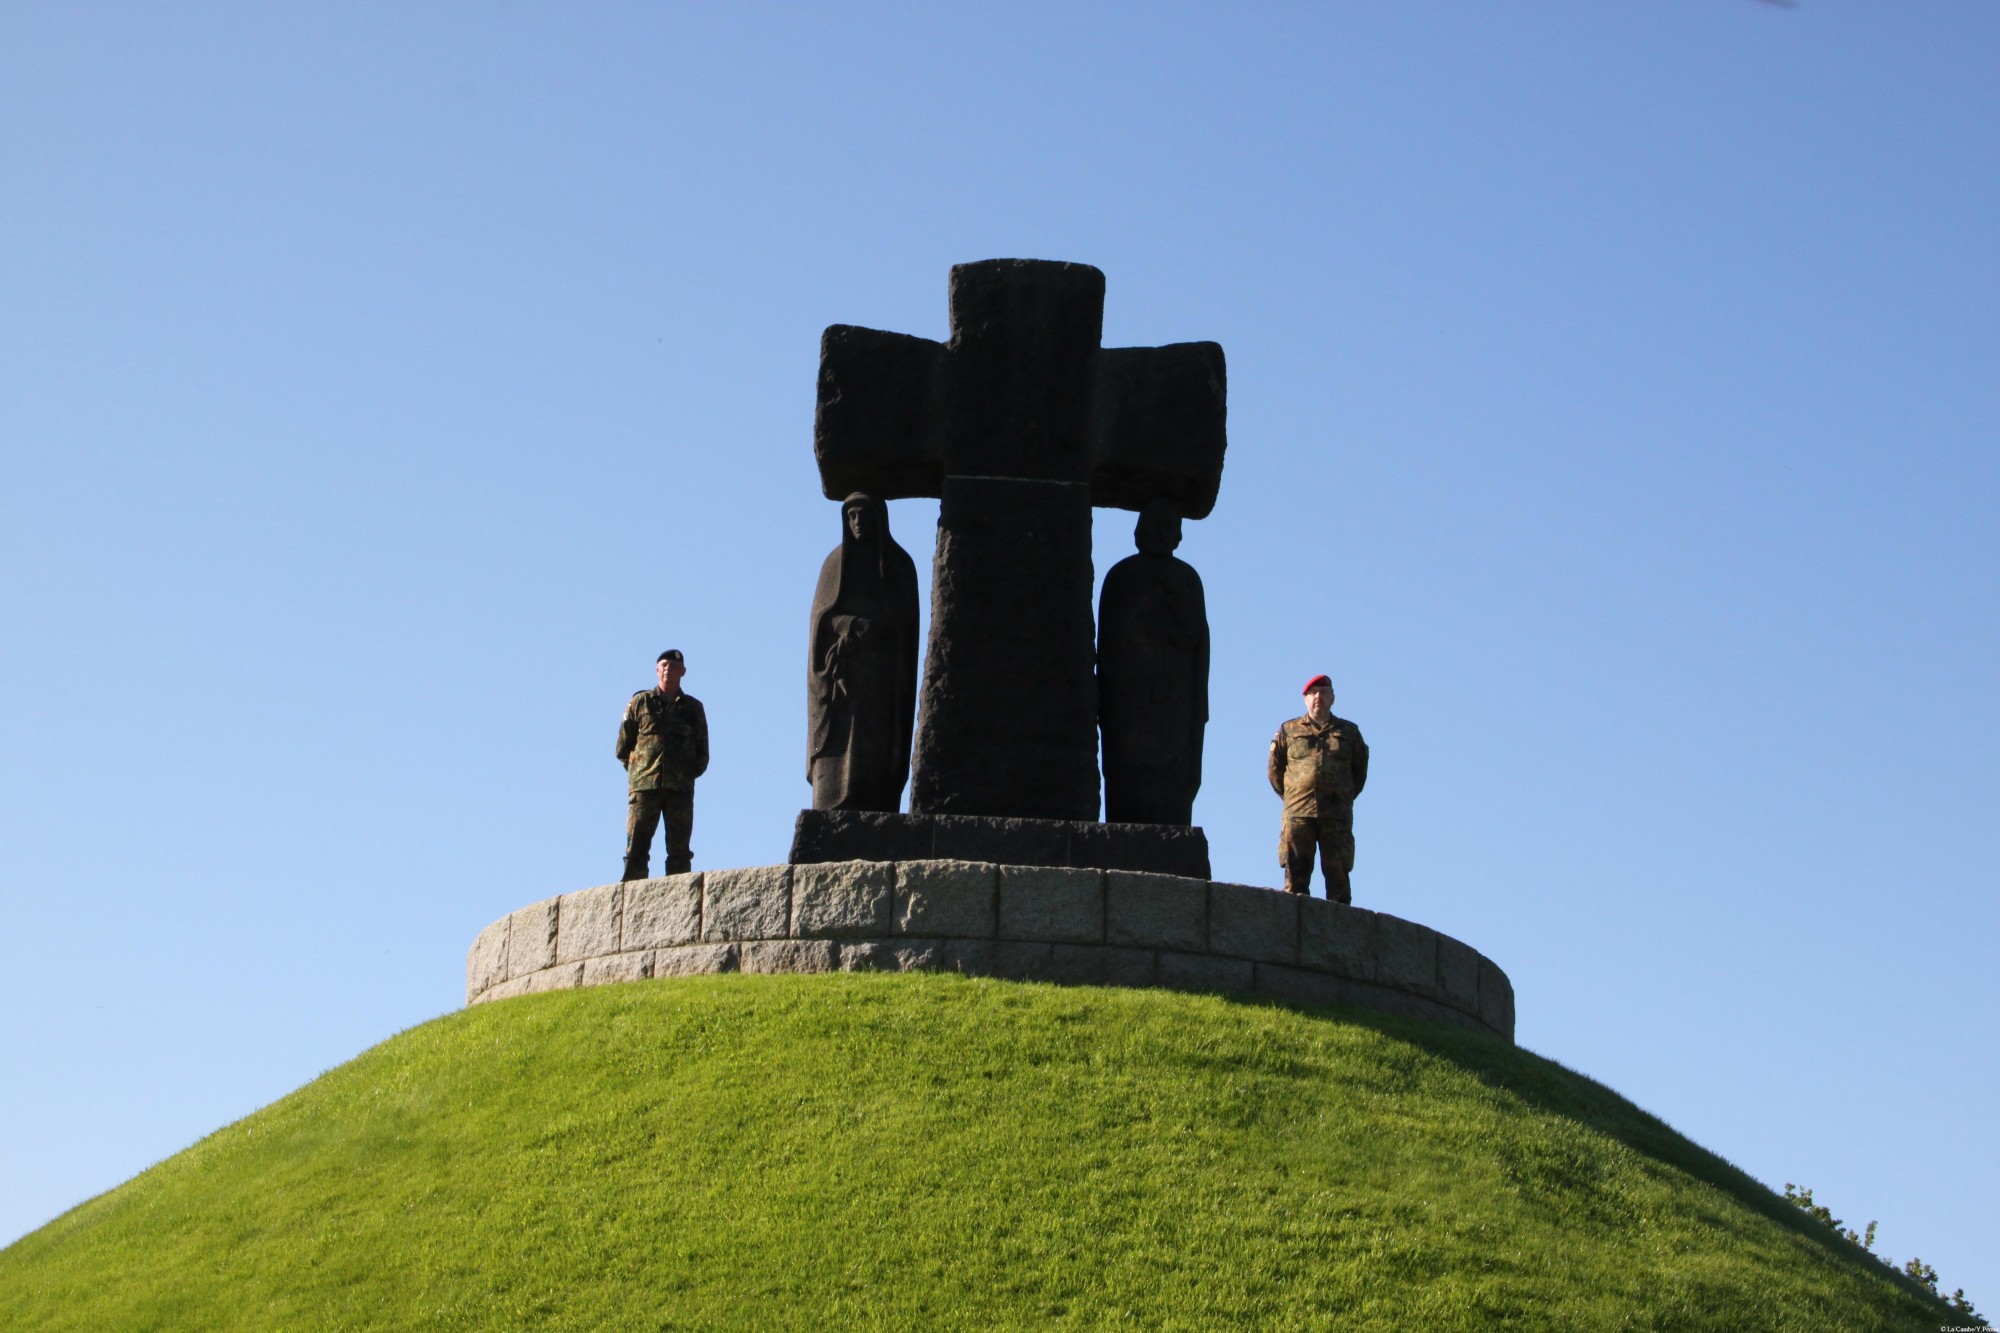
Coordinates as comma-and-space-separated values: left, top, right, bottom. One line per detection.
3, 0, 1994, 1302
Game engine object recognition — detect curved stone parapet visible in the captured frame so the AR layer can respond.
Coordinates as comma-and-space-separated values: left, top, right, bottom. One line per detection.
466, 861, 1515, 1042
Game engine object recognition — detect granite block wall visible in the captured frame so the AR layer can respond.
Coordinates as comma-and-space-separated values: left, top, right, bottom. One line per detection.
466, 861, 1515, 1042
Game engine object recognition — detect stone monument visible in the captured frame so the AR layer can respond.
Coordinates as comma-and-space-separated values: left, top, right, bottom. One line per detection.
1098, 499, 1208, 826
790, 258, 1227, 877
467, 257, 1518, 1046
807, 493, 921, 812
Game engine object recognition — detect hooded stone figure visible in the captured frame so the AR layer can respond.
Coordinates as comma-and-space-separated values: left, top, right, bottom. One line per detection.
1097, 498, 1209, 825
808, 493, 921, 811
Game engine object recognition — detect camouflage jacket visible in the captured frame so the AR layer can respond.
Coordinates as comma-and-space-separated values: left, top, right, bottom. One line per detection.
1267, 713, 1368, 819
617, 690, 709, 792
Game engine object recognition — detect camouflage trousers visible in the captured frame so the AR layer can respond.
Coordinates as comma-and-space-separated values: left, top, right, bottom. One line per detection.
623, 787, 694, 880
1280, 813, 1354, 903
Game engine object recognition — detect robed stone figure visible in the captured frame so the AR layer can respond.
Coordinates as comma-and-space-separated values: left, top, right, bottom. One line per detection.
808, 493, 921, 811
1098, 500, 1208, 825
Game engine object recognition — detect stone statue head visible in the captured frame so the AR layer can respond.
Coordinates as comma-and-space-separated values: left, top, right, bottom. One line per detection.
843, 492, 884, 543
1134, 499, 1182, 556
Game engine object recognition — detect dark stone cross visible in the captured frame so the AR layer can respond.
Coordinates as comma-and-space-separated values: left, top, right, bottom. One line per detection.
815, 259, 1227, 821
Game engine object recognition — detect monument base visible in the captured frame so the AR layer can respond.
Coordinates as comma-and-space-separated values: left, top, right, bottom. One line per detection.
788, 809, 1210, 880
464, 860, 1517, 1044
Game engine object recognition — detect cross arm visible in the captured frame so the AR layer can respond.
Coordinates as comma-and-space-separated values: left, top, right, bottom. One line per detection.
814, 324, 948, 501
1087, 341, 1228, 519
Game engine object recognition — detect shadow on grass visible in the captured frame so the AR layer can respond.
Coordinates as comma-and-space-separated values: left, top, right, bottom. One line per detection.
1225, 989, 1945, 1311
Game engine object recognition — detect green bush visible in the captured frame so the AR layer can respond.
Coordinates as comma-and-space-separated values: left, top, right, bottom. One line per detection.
1783, 1184, 1981, 1323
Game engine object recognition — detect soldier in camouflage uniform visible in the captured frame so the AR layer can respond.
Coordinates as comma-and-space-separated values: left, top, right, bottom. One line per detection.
1267, 674, 1369, 902
618, 649, 710, 880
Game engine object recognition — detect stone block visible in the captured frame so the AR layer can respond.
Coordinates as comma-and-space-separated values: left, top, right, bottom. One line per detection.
1156, 951, 1253, 995
1478, 956, 1515, 1042
1298, 899, 1377, 982
1375, 914, 1440, 999
1104, 870, 1206, 952
1408, 995, 1482, 1034
1028, 943, 1160, 986
1042, 943, 1110, 985
623, 874, 702, 949
742, 939, 840, 974
940, 939, 997, 977
1207, 882, 1298, 965
1071, 821, 1211, 879
792, 860, 895, 938
837, 939, 900, 971
1437, 936, 1481, 1015
791, 809, 1210, 877
1346, 980, 1430, 1024
556, 883, 623, 965
703, 865, 791, 941
1442, 1007, 1486, 1035
789, 809, 936, 864
476, 975, 533, 1005
1351, 980, 1473, 1033
1097, 946, 1157, 988
504, 897, 558, 979
1254, 963, 1352, 1009
655, 942, 738, 977
583, 951, 654, 987
466, 916, 510, 1003
855, 936, 940, 971
524, 962, 584, 994
895, 860, 997, 938
998, 865, 1104, 944
932, 813, 1070, 866
851, 936, 1003, 977
993, 940, 1055, 981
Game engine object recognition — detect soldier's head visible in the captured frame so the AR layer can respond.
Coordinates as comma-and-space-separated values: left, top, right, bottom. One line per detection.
843, 493, 881, 543
656, 649, 686, 692
1134, 499, 1182, 556
1303, 674, 1333, 722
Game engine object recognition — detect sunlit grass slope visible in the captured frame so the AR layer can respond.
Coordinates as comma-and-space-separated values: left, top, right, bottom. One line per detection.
0, 973, 1947, 1331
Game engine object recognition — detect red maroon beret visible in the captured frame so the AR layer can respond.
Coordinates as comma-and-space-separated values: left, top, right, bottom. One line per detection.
1302, 674, 1332, 695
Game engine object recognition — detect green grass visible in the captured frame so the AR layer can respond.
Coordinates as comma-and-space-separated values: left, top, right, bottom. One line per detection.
0, 973, 1951, 1331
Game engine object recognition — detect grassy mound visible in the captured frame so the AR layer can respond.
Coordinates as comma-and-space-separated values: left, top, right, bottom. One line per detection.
0, 974, 1948, 1331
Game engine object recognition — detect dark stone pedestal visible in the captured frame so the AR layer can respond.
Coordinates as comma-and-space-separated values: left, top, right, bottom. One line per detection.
789, 809, 1210, 880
